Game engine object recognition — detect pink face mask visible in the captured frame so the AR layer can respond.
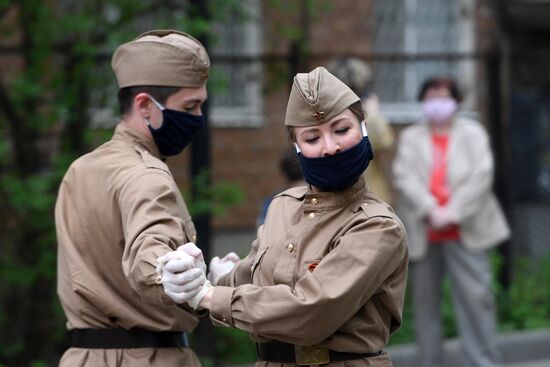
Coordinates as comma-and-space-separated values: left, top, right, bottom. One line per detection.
421, 97, 457, 124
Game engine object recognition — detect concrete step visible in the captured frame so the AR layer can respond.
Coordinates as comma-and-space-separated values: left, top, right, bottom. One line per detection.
505, 359, 550, 367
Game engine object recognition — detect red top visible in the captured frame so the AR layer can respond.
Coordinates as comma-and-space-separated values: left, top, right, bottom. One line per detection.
428, 134, 460, 243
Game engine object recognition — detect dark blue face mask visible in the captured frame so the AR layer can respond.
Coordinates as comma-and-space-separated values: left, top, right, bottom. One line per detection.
296, 121, 374, 191
146, 96, 204, 156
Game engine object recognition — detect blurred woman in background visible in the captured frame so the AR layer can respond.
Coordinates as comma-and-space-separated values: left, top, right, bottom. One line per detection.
393, 76, 510, 367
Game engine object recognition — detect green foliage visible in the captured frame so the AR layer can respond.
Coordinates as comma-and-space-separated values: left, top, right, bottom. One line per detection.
387, 285, 415, 345
198, 356, 215, 367
266, 0, 333, 44
0, 167, 67, 363
184, 169, 246, 218
498, 257, 550, 331
205, 67, 231, 101
215, 327, 257, 364
0, 1, 248, 365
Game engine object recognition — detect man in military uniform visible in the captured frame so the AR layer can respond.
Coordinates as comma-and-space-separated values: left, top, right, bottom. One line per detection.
55, 29, 210, 366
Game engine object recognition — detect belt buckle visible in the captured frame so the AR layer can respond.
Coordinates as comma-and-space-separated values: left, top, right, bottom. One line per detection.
294, 345, 330, 366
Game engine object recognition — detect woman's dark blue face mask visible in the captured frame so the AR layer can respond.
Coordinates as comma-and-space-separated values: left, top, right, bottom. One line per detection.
145, 96, 204, 156
295, 121, 374, 191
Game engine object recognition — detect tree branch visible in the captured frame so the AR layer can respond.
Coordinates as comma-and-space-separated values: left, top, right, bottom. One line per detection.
0, 79, 24, 132
0, 79, 33, 176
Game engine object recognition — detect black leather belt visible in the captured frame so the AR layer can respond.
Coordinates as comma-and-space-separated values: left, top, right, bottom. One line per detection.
256, 340, 382, 365
70, 328, 190, 349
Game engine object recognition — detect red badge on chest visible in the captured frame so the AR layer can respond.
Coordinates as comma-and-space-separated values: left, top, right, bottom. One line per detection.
307, 262, 319, 272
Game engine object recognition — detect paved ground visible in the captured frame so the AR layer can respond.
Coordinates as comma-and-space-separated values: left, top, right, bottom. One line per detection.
505, 359, 550, 367
387, 329, 550, 367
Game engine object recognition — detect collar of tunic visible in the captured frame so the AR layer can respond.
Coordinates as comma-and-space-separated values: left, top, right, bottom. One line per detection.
111, 123, 162, 159
279, 176, 369, 212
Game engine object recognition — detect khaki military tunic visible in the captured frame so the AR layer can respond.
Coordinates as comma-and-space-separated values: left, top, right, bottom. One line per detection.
56, 124, 202, 366
211, 177, 408, 366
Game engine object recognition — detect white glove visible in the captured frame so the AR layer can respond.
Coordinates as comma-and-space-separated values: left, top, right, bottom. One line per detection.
156, 242, 205, 276
208, 252, 240, 286
156, 250, 205, 305
187, 279, 213, 310
176, 242, 206, 274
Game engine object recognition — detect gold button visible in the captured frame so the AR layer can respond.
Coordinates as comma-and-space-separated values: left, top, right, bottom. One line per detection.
308, 212, 316, 220
286, 243, 295, 252
192, 234, 197, 242
156, 275, 162, 283
222, 317, 227, 322
311, 198, 318, 205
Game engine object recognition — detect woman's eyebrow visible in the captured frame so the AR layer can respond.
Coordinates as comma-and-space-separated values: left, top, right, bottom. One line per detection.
298, 127, 320, 137
330, 118, 350, 127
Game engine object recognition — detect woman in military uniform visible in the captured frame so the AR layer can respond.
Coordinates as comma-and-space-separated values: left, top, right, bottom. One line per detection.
161, 66, 409, 366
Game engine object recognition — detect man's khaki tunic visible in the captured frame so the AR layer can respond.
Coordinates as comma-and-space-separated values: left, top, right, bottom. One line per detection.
56, 124, 201, 366
211, 177, 409, 366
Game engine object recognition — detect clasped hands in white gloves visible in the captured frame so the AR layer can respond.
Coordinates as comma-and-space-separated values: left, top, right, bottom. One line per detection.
156, 242, 239, 309
156, 242, 211, 309
428, 206, 457, 230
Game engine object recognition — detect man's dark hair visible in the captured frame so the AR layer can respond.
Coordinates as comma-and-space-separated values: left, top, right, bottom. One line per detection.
280, 151, 303, 182
117, 86, 182, 115
417, 76, 463, 103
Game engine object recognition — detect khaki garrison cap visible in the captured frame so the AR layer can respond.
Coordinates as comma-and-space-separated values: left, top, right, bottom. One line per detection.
111, 29, 210, 88
284, 66, 364, 127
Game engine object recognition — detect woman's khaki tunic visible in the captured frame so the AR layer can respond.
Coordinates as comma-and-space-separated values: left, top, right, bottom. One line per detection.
211, 177, 409, 366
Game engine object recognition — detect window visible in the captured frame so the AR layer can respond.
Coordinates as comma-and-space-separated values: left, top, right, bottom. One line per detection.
209, 0, 264, 127
89, 1, 264, 129
371, 0, 476, 123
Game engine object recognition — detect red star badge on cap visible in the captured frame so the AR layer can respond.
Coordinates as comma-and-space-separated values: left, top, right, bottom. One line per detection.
312, 111, 324, 120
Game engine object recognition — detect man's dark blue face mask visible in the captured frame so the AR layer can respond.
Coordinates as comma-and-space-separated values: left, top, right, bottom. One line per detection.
145, 95, 204, 156
295, 121, 374, 191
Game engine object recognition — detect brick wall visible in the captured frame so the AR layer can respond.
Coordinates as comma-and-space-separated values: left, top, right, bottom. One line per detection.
204, 1, 375, 230
168, 0, 497, 231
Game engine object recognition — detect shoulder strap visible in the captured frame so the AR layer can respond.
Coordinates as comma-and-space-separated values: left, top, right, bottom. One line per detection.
135, 146, 171, 175
275, 186, 308, 200
358, 203, 394, 219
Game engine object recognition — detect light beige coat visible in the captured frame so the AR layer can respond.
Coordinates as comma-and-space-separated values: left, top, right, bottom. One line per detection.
56, 124, 202, 366
210, 177, 409, 366
392, 116, 510, 261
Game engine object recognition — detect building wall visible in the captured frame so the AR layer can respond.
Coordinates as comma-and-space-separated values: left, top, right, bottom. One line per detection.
202, 0, 500, 231
204, 1, 375, 230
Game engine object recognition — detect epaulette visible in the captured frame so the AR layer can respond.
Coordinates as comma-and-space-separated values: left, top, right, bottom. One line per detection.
355, 202, 394, 219
275, 186, 308, 200
134, 146, 170, 175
